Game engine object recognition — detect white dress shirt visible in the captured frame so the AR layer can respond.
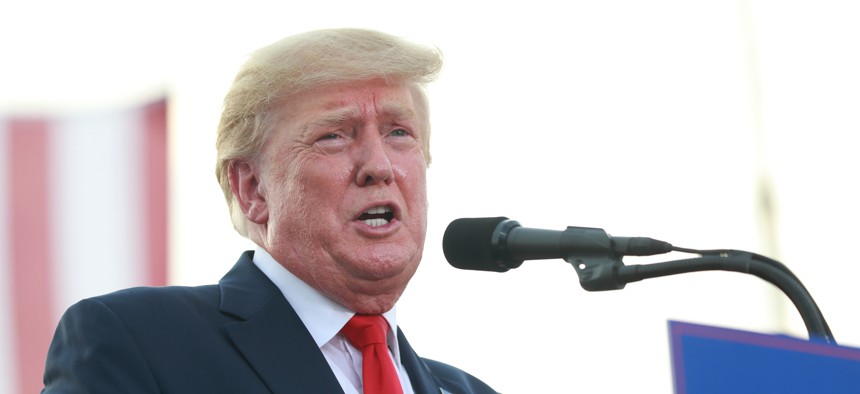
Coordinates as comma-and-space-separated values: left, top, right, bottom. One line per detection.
252, 247, 415, 394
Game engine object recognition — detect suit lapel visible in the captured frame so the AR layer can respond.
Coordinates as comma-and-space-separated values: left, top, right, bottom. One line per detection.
398, 328, 442, 394
219, 251, 344, 393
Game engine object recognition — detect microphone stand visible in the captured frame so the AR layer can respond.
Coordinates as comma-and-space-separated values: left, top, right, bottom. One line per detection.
563, 228, 836, 345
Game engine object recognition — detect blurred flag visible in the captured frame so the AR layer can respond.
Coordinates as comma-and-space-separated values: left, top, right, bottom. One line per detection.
0, 98, 168, 394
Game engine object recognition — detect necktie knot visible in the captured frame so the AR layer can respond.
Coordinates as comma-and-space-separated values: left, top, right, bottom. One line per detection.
341, 315, 389, 349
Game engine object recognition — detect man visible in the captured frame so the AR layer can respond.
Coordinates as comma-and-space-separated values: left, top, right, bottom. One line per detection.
42, 28, 497, 393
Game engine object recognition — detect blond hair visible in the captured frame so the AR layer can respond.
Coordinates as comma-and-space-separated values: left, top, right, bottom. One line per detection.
215, 28, 443, 236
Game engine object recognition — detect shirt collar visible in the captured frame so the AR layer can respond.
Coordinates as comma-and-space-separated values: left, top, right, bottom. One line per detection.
251, 247, 400, 351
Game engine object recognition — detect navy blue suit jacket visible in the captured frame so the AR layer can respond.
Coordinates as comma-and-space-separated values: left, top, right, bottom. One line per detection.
42, 251, 496, 393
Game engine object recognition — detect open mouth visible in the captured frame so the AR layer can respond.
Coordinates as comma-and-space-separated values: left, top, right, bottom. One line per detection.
357, 206, 395, 227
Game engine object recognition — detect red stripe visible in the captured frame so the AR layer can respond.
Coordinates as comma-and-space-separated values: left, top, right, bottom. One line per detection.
143, 99, 169, 286
8, 119, 55, 394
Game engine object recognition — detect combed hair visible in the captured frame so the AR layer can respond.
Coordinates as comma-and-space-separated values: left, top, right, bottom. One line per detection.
215, 28, 443, 236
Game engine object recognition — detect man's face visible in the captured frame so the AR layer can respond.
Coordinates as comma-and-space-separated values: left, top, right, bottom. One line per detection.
254, 79, 428, 313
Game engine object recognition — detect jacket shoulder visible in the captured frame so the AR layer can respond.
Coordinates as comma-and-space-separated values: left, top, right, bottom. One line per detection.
92, 283, 220, 305
422, 358, 498, 394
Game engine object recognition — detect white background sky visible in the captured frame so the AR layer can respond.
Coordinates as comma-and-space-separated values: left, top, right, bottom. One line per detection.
2, 0, 860, 392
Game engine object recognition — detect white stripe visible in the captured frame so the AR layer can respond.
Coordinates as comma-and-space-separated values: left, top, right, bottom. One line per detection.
0, 121, 20, 394
50, 108, 146, 320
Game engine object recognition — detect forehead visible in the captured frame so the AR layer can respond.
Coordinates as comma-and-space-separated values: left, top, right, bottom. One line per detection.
282, 79, 420, 127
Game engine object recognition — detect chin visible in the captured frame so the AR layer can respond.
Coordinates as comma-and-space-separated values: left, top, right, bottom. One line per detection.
340, 290, 403, 314
347, 246, 420, 278
341, 265, 417, 313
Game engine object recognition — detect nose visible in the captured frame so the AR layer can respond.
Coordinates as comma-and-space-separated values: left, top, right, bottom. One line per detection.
355, 132, 394, 186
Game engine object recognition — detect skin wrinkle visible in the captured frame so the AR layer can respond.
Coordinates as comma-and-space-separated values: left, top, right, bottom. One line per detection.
295, 88, 426, 162
235, 78, 428, 313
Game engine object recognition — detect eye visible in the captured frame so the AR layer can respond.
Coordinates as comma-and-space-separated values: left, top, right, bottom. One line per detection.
389, 129, 409, 137
319, 133, 341, 140
313, 131, 350, 153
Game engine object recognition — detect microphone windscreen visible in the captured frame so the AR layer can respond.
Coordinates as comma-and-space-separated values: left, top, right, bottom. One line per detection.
443, 217, 509, 271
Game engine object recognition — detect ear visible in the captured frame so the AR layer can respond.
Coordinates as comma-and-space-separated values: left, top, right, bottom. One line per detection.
228, 159, 269, 224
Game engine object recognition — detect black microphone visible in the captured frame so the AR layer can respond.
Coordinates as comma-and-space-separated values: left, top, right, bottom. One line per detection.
442, 217, 838, 344
443, 217, 673, 272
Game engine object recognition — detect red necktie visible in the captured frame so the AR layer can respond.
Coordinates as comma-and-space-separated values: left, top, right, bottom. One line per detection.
340, 315, 404, 394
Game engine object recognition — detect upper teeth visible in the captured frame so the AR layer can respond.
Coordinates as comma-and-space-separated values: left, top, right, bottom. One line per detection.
363, 206, 391, 227
365, 206, 391, 215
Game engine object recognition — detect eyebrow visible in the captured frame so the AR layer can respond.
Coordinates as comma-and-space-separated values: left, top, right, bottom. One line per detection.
297, 107, 359, 139
313, 107, 360, 128
298, 100, 419, 138
377, 101, 419, 124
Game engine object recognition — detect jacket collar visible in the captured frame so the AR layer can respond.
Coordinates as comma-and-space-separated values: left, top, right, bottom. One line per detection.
218, 251, 344, 393
399, 328, 445, 394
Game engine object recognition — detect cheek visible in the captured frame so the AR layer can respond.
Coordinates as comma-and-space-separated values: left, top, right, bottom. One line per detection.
302, 160, 353, 203
280, 158, 354, 225
396, 159, 427, 195
265, 160, 315, 223
398, 161, 429, 225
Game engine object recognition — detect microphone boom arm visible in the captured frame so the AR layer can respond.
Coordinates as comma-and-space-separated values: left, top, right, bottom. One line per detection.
568, 244, 836, 344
